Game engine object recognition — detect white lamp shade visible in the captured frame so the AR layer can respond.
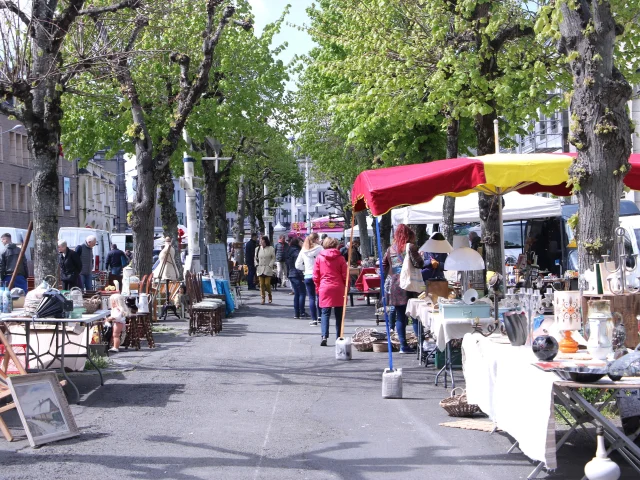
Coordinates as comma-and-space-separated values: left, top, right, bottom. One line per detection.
452, 235, 469, 249
273, 222, 286, 233
553, 290, 582, 330
444, 247, 485, 271
420, 238, 453, 254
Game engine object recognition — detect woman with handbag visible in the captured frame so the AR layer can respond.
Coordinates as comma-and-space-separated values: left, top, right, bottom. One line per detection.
382, 224, 424, 354
255, 236, 276, 305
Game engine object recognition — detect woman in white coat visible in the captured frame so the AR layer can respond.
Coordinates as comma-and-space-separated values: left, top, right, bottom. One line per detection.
295, 233, 323, 325
255, 236, 276, 304
153, 237, 179, 281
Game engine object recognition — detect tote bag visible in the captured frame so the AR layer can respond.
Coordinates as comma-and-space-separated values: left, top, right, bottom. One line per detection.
399, 244, 425, 293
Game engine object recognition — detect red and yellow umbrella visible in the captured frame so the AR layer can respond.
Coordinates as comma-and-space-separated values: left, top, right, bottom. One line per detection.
352, 153, 640, 216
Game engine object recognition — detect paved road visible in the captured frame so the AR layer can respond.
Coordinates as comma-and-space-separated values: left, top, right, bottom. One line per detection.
0, 288, 635, 479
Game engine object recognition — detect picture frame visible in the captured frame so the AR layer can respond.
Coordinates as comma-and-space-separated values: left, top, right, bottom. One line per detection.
516, 253, 527, 270
7, 372, 79, 447
63, 177, 71, 211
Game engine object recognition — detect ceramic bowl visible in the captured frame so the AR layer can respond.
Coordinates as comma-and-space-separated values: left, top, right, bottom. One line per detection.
553, 366, 607, 383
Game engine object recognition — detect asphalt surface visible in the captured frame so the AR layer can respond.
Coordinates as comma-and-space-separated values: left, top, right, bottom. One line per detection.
0, 287, 637, 479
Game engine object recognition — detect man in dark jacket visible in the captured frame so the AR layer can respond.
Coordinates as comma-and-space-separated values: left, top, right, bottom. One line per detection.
75, 235, 96, 291
58, 240, 83, 290
274, 234, 289, 288
0, 233, 28, 292
105, 244, 129, 288
245, 233, 258, 291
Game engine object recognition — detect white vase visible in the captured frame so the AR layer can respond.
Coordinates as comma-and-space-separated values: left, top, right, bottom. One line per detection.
584, 426, 620, 480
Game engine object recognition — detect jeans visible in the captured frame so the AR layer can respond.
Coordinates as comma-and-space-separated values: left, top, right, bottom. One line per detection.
321, 306, 344, 339
2, 275, 27, 293
247, 265, 256, 289
79, 273, 93, 291
258, 275, 272, 300
304, 278, 319, 320
395, 304, 410, 348
289, 276, 306, 317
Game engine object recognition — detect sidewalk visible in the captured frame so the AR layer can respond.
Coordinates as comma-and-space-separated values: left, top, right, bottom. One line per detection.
0, 288, 632, 479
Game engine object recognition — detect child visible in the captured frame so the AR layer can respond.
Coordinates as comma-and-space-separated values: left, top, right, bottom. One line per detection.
107, 293, 130, 353
174, 283, 190, 320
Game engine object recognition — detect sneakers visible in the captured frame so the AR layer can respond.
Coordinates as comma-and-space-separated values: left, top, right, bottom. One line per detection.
294, 316, 300, 319
108, 347, 119, 353
320, 337, 327, 346
288, 292, 294, 295
399, 346, 416, 354
309, 320, 318, 326
301, 312, 309, 318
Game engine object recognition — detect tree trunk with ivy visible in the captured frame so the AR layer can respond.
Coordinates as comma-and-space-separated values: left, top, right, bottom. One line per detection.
559, 1, 632, 271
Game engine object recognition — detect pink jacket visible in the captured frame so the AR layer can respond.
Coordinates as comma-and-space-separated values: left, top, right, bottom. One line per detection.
313, 248, 348, 308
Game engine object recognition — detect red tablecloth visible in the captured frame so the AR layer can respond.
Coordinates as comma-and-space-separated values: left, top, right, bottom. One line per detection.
354, 268, 380, 292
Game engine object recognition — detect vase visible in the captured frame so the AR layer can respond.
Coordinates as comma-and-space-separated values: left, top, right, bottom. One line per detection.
586, 300, 613, 361
532, 335, 559, 361
584, 426, 620, 480
554, 291, 582, 353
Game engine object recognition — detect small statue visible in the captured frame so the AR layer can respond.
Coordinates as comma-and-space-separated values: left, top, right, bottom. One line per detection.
611, 312, 627, 358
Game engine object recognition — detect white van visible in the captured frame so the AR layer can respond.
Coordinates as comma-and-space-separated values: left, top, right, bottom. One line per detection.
58, 228, 112, 272
0, 227, 35, 276
111, 233, 133, 253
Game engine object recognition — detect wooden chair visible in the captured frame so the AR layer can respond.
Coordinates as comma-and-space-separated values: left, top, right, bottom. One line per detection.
185, 272, 222, 336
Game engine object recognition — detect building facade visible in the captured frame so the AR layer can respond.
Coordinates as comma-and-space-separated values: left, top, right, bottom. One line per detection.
77, 161, 117, 231
0, 114, 78, 229
153, 178, 187, 229
90, 149, 128, 232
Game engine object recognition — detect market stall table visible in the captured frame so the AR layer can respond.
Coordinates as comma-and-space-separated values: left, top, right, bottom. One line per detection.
0, 309, 109, 404
462, 333, 640, 479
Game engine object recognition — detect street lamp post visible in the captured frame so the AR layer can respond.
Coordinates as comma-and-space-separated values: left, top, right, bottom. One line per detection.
304, 157, 311, 234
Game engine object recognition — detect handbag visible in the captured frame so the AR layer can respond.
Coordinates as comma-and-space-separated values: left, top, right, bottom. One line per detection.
399, 244, 425, 293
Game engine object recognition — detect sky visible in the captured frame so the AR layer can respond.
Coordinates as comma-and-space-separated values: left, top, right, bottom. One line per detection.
126, 0, 315, 200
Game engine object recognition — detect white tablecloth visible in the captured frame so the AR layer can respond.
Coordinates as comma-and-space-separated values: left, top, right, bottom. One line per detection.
406, 298, 433, 327
430, 310, 494, 351
462, 334, 558, 469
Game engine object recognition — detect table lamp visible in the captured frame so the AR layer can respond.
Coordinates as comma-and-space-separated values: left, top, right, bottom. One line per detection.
553, 290, 582, 353
420, 236, 453, 254
444, 244, 485, 293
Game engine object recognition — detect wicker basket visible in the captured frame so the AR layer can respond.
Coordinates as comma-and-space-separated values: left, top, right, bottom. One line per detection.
390, 332, 418, 349
83, 295, 102, 314
372, 340, 389, 353
351, 327, 374, 352
439, 388, 481, 417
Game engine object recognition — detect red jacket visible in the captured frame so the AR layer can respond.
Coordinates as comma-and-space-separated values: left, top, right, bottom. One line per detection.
313, 248, 348, 308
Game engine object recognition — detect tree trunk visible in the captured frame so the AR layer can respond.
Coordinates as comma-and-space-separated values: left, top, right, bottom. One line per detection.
475, 110, 502, 273
559, 1, 632, 271
157, 163, 183, 279
412, 224, 428, 247
442, 116, 459, 244
29, 127, 61, 284
379, 211, 392, 253
234, 174, 247, 264
355, 209, 371, 258
203, 160, 231, 245
130, 148, 156, 276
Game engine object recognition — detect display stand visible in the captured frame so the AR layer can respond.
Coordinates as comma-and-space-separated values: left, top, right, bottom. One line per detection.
0, 328, 26, 441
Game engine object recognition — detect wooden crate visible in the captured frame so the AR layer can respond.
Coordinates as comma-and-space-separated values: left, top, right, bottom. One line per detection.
582, 293, 640, 348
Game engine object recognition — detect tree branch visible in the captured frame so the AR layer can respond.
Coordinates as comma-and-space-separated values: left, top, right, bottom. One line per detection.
0, 1, 30, 28
170, 52, 191, 91
126, 15, 149, 52
78, 0, 142, 17
490, 25, 534, 51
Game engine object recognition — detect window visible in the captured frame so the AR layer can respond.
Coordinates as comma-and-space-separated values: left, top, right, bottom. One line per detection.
539, 114, 547, 138
26, 185, 31, 212
8, 133, 16, 164
19, 184, 26, 212
70, 192, 75, 217
10, 184, 17, 211
22, 136, 29, 166
551, 113, 558, 133
0, 182, 4, 209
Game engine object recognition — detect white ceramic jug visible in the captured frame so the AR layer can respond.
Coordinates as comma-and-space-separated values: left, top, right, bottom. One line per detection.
584, 426, 620, 480
136, 293, 150, 314
586, 300, 613, 361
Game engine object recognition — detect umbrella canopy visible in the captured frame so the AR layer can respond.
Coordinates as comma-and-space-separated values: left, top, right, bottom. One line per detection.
352, 153, 640, 215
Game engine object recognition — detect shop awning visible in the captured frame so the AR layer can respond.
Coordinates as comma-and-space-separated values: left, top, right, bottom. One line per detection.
352, 153, 640, 216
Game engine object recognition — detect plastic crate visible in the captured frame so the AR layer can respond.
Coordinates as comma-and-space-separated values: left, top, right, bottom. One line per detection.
434, 345, 462, 369
0, 344, 27, 374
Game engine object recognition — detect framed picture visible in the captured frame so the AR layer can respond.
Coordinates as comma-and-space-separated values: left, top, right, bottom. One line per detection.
7, 372, 79, 447
516, 253, 527, 270
63, 177, 71, 211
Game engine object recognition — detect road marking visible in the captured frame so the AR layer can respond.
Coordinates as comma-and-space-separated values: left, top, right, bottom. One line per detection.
253, 334, 294, 479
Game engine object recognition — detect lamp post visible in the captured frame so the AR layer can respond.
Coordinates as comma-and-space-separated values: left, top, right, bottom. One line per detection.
304, 157, 311, 234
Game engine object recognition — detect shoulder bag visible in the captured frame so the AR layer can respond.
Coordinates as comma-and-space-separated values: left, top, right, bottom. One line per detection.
399, 244, 425, 293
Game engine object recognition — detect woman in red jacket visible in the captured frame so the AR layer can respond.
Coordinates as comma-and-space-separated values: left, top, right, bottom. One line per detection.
313, 237, 348, 346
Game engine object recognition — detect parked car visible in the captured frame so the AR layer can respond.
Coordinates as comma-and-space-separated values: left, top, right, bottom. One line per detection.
58, 228, 112, 272
0, 227, 35, 276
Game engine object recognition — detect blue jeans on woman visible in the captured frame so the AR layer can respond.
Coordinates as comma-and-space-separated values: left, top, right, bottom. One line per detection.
394, 304, 412, 350
304, 277, 319, 320
289, 276, 306, 317
321, 306, 344, 339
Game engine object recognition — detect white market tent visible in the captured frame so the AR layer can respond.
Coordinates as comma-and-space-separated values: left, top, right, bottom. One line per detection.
391, 192, 562, 226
